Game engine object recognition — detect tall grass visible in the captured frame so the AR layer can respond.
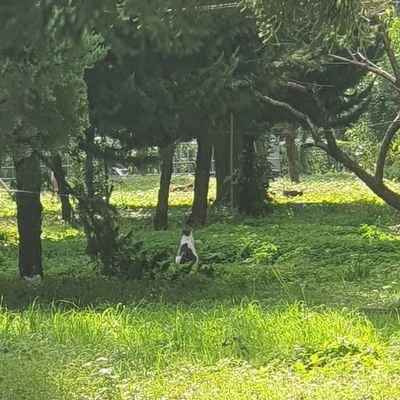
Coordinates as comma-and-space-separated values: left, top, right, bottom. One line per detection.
1, 302, 398, 399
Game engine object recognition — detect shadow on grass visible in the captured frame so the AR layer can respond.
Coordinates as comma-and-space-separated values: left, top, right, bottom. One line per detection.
0, 273, 290, 310
0, 269, 397, 312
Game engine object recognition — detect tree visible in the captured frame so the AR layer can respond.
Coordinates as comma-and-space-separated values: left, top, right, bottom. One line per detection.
0, 3, 103, 278
246, 1, 400, 211
85, 5, 259, 229
187, 136, 213, 225
48, 154, 73, 222
14, 150, 43, 278
66, 2, 225, 271
0, 0, 205, 277
154, 143, 176, 230
238, 133, 270, 216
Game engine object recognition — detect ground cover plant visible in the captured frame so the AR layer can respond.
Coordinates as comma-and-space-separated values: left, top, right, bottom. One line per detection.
2, 174, 400, 398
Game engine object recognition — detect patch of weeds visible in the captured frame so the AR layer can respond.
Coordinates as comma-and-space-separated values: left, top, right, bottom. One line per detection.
239, 234, 279, 264
290, 338, 380, 371
342, 258, 372, 282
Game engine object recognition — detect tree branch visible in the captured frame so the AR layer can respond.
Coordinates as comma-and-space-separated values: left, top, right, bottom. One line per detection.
300, 142, 317, 149
330, 54, 400, 93
309, 89, 339, 148
356, 51, 382, 73
256, 91, 378, 190
381, 25, 400, 84
255, 91, 327, 149
375, 110, 400, 183
256, 91, 400, 211
286, 81, 308, 93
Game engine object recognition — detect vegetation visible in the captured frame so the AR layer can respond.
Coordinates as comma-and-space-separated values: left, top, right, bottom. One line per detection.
2, 176, 400, 398
247, 0, 400, 211
3, 1, 400, 398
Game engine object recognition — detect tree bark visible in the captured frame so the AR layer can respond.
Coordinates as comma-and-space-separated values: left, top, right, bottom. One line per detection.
14, 151, 43, 278
49, 154, 73, 222
285, 132, 300, 183
299, 132, 311, 174
375, 110, 400, 183
214, 131, 231, 206
153, 143, 175, 230
187, 136, 212, 226
136, 147, 149, 175
238, 134, 269, 216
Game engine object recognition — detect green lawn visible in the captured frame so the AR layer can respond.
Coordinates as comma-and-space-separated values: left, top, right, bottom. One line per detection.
2, 173, 400, 399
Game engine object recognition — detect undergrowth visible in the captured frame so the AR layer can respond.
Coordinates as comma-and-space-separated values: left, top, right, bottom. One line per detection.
2, 173, 400, 398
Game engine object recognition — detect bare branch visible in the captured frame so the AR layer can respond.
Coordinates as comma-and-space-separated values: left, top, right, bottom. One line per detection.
255, 91, 327, 149
375, 110, 400, 183
330, 54, 400, 93
286, 81, 307, 93
356, 51, 382, 72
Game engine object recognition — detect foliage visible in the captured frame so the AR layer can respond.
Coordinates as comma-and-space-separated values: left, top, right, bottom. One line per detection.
85, 4, 263, 156
0, 7, 103, 153
243, 0, 400, 213
243, 0, 376, 49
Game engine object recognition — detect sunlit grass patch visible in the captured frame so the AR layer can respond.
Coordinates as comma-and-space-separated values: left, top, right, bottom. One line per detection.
0, 302, 394, 399
272, 173, 388, 205
110, 175, 201, 208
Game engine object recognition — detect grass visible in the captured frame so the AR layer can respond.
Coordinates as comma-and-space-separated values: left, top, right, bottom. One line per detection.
1, 302, 399, 399
2, 173, 400, 398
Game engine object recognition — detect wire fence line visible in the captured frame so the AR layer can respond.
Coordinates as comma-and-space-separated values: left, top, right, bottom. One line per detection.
2, 115, 396, 183
0, 139, 281, 184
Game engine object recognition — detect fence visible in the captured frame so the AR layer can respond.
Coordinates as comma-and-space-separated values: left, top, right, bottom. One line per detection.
0, 140, 281, 183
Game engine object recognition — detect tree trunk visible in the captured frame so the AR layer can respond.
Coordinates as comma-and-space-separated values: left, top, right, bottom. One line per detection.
136, 147, 149, 175
285, 132, 300, 183
232, 128, 243, 208
298, 132, 311, 174
326, 145, 400, 211
50, 154, 72, 222
214, 131, 231, 206
238, 134, 269, 216
187, 136, 212, 226
153, 143, 175, 230
14, 151, 43, 278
